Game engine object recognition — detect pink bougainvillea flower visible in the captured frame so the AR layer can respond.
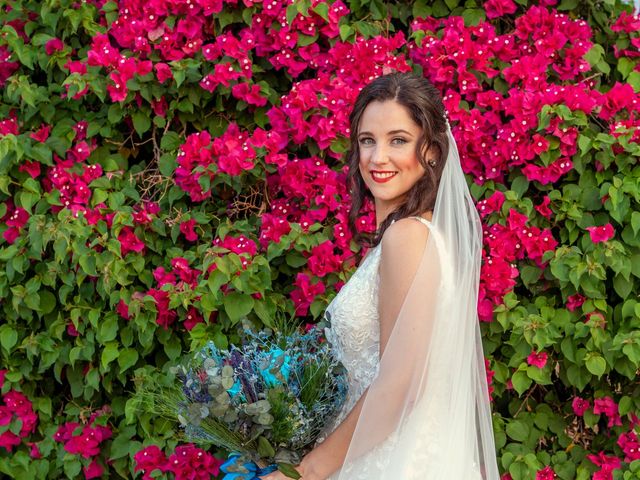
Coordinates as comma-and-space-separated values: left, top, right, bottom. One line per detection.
116, 300, 131, 320
231, 82, 268, 106
64, 60, 87, 74
259, 213, 291, 250
45, 38, 64, 55
5, 207, 29, 228
53, 422, 81, 444
153, 266, 177, 287
66, 322, 79, 337
594, 396, 622, 428
63, 424, 112, 458
107, 71, 129, 102
572, 396, 590, 416
484, 0, 518, 19
83, 459, 104, 479
0, 115, 19, 136
28, 442, 41, 459
0, 430, 21, 451
566, 293, 586, 312
484, 357, 495, 400
151, 97, 168, 117
534, 196, 553, 219
290, 273, 325, 316
170, 257, 201, 287
167, 444, 222, 479
307, 240, 343, 277
477, 190, 505, 218
179, 219, 198, 242
154, 63, 173, 83
117, 227, 145, 256
30, 124, 51, 142
0, 390, 38, 452
183, 307, 204, 331
134, 445, 169, 480
618, 431, 640, 462
536, 466, 556, 480
527, 350, 548, 368
146, 288, 177, 329
2, 227, 20, 244
586, 224, 615, 243
587, 451, 621, 480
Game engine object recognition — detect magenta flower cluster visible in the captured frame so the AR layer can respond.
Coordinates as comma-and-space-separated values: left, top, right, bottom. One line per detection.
134, 444, 223, 480
0, 371, 38, 453
53, 407, 113, 479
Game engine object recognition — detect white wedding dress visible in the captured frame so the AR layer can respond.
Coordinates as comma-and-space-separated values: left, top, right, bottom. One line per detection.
314, 216, 484, 480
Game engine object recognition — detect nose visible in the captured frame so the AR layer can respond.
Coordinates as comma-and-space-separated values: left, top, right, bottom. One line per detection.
370, 144, 389, 166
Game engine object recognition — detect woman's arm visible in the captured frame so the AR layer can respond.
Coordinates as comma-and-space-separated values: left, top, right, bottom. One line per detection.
296, 218, 433, 480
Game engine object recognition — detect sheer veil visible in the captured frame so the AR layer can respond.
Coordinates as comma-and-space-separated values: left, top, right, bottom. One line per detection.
335, 120, 500, 479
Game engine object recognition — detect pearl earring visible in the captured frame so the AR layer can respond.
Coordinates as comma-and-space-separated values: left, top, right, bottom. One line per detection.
428, 159, 437, 167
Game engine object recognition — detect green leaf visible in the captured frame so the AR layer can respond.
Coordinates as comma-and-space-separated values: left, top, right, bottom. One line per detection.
631, 211, 640, 236
506, 420, 530, 442
339, 24, 354, 42
97, 315, 119, 344
39, 290, 56, 315
78, 253, 97, 276
583, 44, 604, 67
117, 348, 139, 372
511, 370, 532, 395
312, 3, 329, 21
0, 326, 18, 352
101, 342, 119, 369
161, 131, 182, 150
158, 153, 177, 176
617, 57, 635, 79
585, 353, 606, 377
613, 273, 633, 299
223, 293, 254, 323
628, 71, 640, 92
558, 0, 578, 9
277, 463, 302, 479
132, 111, 151, 136
257, 436, 276, 458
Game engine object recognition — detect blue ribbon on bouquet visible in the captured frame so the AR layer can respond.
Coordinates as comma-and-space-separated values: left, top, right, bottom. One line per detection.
220, 454, 278, 480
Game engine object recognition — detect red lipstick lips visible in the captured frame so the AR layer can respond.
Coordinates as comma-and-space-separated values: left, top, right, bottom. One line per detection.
370, 170, 398, 183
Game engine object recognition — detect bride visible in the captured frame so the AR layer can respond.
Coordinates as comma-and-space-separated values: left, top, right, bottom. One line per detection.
260, 72, 500, 479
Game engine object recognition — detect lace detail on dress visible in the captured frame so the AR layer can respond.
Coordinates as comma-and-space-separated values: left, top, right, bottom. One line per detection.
315, 239, 382, 445
314, 217, 432, 451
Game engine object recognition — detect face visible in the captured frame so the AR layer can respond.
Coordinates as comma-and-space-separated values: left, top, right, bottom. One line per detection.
357, 100, 429, 220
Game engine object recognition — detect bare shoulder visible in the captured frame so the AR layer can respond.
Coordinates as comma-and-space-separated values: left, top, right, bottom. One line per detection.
380, 217, 431, 266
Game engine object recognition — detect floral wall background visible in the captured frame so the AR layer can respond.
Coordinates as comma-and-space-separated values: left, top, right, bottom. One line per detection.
0, 0, 639, 478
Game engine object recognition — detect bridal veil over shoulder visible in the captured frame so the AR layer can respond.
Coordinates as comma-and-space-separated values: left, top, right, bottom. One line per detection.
335, 121, 500, 479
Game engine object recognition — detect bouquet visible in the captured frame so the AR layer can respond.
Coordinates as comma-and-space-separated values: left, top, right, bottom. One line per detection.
139, 321, 347, 479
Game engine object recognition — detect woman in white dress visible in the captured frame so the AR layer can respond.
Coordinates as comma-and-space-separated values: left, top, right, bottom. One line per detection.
260, 73, 500, 480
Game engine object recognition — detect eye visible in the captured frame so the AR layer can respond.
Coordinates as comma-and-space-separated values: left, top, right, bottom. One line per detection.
358, 137, 374, 145
391, 137, 408, 145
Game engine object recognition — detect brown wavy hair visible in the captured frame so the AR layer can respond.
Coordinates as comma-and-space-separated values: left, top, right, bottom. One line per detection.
347, 72, 449, 248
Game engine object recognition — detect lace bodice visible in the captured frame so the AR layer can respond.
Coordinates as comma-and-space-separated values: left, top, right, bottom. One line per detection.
318, 239, 383, 441
315, 216, 431, 446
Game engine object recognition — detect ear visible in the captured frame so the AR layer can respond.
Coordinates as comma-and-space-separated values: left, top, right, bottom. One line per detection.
420, 141, 437, 165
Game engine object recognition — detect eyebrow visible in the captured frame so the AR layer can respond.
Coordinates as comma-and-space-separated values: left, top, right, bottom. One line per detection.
358, 129, 414, 137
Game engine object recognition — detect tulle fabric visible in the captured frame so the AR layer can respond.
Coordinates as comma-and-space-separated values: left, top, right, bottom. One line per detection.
333, 121, 500, 480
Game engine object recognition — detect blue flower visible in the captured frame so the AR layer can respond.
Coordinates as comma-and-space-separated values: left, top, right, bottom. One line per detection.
220, 454, 277, 480
259, 348, 291, 387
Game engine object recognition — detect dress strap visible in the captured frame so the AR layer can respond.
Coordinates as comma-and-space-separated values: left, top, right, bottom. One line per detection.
409, 216, 432, 229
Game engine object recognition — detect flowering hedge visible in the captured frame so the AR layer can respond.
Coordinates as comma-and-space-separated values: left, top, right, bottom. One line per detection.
0, 0, 639, 478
